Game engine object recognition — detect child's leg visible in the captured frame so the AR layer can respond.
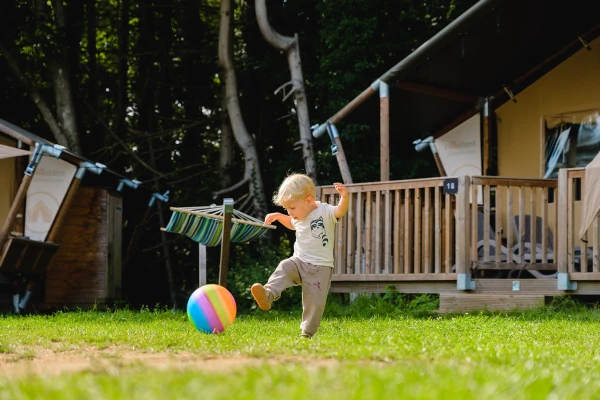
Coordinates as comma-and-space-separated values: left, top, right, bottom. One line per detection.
298, 262, 333, 336
264, 258, 301, 301
252, 258, 301, 310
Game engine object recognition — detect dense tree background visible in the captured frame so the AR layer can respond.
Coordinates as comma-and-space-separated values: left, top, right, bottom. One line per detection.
0, 0, 477, 309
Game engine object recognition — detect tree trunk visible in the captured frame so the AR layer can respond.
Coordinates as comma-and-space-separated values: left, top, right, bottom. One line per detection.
50, 64, 81, 154
218, 0, 267, 216
86, 0, 97, 108
2, 0, 82, 153
0, 42, 69, 147
219, 84, 234, 189
49, 0, 82, 155
116, 0, 129, 137
23, 0, 83, 154
255, 0, 318, 184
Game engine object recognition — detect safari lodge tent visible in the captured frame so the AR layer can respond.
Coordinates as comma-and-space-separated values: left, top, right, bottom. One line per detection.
312, 0, 600, 312
0, 119, 127, 311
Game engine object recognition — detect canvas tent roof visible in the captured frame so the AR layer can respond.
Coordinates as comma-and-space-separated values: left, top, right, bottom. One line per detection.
326, 0, 600, 141
0, 118, 138, 189
0, 144, 30, 160
0, 118, 83, 166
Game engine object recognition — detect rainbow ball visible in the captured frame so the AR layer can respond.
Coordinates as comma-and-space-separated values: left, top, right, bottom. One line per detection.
187, 284, 237, 334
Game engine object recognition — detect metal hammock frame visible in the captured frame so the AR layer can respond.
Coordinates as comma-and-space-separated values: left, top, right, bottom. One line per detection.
162, 205, 275, 246
161, 199, 276, 287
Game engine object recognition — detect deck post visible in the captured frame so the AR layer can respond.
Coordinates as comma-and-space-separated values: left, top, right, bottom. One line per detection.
380, 81, 389, 182
482, 98, 491, 174
557, 168, 577, 290
456, 175, 475, 290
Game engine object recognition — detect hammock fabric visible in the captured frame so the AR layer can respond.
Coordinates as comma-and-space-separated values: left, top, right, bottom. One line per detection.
163, 205, 275, 246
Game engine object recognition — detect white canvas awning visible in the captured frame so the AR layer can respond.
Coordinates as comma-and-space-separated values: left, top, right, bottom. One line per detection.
579, 151, 600, 239
0, 144, 31, 160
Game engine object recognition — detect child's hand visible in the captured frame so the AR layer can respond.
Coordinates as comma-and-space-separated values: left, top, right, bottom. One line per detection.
333, 182, 348, 197
264, 213, 280, 225
333, 182, 350, 219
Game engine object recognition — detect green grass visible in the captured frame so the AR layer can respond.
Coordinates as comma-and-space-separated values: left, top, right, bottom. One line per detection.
2, 297, 600, 399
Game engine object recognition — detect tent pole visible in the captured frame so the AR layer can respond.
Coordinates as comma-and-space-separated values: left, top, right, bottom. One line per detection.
0, 143, 42, 252
46, 176, 81, 243
13, 142, 27, 236
218, 198, 234, 287
0, 174, 33, 253
199, 244, 207, 287
380, 82, 390, 182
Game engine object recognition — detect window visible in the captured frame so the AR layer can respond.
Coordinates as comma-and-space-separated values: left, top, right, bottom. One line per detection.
544, 110, 600, 178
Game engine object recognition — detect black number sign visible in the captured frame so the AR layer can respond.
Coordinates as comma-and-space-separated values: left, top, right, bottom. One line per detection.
443, 178, 458, 195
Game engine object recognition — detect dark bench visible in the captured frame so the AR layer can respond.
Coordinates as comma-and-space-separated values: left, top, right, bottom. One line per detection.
0, 237, 60, 276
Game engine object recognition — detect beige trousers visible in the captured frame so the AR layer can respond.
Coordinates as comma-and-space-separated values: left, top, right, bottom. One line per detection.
264, 257, 333, 336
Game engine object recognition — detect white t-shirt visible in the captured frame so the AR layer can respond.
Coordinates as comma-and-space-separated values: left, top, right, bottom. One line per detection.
292, 202, 338, 267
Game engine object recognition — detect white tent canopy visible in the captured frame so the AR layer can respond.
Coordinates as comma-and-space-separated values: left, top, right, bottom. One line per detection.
579, 150, 600, 239
0, 144, 31, 160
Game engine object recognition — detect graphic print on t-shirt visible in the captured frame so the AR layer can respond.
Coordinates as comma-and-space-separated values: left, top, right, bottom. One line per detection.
310, 216, 328, 247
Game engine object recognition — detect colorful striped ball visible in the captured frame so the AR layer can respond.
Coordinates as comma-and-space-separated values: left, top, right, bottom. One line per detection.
187, 284, 237, 334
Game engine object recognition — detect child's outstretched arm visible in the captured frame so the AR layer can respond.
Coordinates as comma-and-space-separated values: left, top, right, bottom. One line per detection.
264, 212, 295, 230
333, 182, 349, 219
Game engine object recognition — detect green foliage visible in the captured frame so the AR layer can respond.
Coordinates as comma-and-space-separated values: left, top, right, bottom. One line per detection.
326, 285, 439, 319
546, 295, 586, 311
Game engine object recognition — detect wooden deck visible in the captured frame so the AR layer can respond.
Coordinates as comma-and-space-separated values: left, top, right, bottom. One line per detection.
317, 169, 600, 311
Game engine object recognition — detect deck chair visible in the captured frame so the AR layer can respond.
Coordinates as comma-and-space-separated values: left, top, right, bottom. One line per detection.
475, 212, 516, 263
452, 212, 517, 273
512, 215, 555, 263
513, 215, 592, 276
512, 215, 557, 278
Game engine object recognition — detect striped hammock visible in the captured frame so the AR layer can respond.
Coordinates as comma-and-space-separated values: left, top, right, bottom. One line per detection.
162, 205, 276, 246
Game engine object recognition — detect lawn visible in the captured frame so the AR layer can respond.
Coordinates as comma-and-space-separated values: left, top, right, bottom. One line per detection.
1, 296, 600, 399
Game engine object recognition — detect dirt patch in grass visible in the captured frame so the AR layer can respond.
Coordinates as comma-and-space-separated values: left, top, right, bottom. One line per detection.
0, 346, 342, 377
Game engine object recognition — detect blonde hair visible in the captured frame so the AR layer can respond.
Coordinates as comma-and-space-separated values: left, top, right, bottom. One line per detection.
272, 173, 316, 206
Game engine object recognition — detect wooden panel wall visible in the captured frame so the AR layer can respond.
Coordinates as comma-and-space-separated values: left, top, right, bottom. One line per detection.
44, 187, 122, 307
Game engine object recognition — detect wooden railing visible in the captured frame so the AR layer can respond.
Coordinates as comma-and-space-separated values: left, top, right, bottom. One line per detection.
559, 168, 600, 279
319, 175, 560, 282
318, 178, 457, 281
467, 176, 558, 274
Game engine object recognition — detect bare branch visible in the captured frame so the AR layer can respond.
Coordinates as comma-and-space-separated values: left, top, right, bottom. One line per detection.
149, 168, 211, 186
274, 81, 294, 97
238, 192, 253, 213
75, 92, 167, 178
127, 120, 205, 139
212, 177, 250, 199
255, 0, 295, 51
0, 41, 70, 147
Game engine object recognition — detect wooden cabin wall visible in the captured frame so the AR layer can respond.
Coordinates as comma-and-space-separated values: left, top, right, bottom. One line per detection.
44, 187, 123, 308
496, 36, 600, 179
491, 37, 600, 240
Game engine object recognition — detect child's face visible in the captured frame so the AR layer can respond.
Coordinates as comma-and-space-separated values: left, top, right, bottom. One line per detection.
281, 196, 316, 221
